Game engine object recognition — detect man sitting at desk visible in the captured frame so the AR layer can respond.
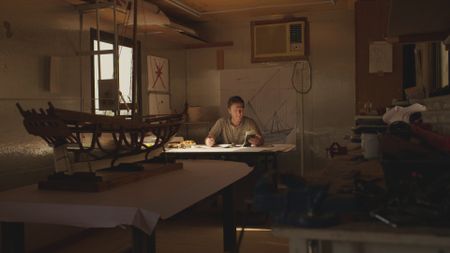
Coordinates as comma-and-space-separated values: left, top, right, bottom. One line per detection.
205, 96, 264, 147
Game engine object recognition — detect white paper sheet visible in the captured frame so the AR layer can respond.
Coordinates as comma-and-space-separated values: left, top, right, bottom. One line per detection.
220, 67, 299, 144
369, 41, 393, 73
165, 144, 296, 153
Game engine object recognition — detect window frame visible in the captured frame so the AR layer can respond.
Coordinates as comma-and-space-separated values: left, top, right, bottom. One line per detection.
89, 28, 142, 116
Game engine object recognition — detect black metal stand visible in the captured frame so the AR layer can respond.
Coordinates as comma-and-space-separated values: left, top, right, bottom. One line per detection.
132, 227, 156, 253
1, 222, 25, 253
222, 185, 236, 253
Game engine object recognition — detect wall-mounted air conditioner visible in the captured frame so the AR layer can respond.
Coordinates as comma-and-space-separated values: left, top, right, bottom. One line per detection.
251, 18, 309, 63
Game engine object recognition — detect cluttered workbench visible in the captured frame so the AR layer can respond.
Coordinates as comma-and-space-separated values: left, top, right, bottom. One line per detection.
271, 141, 450, 253
303, 149, 384, 195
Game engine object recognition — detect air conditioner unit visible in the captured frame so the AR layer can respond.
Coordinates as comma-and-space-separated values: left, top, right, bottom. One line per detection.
251, 18, 309, 63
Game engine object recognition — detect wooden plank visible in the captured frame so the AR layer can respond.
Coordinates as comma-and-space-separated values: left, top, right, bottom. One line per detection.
385, 31, 450, 44
38, 163, 183, 192
76, 50, 114, 56
185, 41, 233, 49
74, 2, 128, 13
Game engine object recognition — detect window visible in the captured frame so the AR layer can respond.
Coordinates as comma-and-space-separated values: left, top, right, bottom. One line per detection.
90, 29, 141, 115
403, 41, 449, 98
440, 42, 449, 88
402, 44, 416, 89
430, 42, 449, 94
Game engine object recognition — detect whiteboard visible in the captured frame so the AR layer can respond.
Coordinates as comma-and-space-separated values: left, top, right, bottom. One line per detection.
148, 93, 171, 115
220, 65, 304, 144
147, 56, 169, 92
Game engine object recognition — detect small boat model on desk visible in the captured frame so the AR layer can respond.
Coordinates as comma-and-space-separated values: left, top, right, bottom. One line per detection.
17, 102, 184, 192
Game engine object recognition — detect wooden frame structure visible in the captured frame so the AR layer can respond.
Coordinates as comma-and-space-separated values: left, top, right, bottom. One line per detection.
16, 102, 183, 168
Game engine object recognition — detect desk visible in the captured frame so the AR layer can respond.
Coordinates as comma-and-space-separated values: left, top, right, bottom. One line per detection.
0, 160, 252, 253
165, 144, 295, 154
165, 144, 295, 177
273, 222, 450, 253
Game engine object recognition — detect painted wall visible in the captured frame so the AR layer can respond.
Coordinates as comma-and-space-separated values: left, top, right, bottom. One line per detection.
186, 9, 356, 172
0, 1, 187, 190
355, 0, 403, 112
0, 30, 90, 190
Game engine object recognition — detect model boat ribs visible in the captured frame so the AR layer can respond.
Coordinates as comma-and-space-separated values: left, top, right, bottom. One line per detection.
16, 102, 184, 166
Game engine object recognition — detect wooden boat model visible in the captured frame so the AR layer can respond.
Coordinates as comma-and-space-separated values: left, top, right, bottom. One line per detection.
17, 102, 184, 173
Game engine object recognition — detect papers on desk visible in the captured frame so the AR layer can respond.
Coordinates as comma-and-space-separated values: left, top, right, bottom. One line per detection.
165, 144, 295, 153
218, 144, 233, 148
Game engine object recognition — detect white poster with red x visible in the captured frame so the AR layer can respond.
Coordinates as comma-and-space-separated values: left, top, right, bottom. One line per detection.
147, 55, 169, 93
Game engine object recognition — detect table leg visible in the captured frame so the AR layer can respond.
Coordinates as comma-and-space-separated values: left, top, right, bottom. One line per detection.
271, 154, 279, 186
132, 227, 155, 253
289, 238, 308, 253
1, 222, 25, 253
222, 185, 236, 253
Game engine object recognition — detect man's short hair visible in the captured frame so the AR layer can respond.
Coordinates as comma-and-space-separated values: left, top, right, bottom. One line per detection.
227, 96, 245, 108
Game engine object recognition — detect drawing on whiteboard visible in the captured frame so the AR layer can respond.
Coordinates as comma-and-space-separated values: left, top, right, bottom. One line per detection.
246, 70, 293, 143
220, 66, 297, 144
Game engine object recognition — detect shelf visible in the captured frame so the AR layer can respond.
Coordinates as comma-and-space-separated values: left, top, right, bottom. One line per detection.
385, 31, 449, 44
184, 41, 234, 49
183, 121, 211, 125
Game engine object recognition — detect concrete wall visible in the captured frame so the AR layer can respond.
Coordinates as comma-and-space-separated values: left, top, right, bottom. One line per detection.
186, 9, 356, 172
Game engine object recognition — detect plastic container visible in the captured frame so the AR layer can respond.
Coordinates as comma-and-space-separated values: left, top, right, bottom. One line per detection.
361, 133, 379, 159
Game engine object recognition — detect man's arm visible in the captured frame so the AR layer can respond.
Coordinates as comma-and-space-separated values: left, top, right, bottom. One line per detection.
205, 119, 222, 147
248, 118, 264, 146
205, 135, 215, 147
248, 134, 264, 146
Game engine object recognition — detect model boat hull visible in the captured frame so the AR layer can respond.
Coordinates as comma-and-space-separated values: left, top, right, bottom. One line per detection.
17, 102, 184, 172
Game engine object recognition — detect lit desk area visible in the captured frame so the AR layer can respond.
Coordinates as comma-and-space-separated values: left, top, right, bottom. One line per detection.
165, 144, 295, 189
165, 144, 295, 154
165, 144, 295, 171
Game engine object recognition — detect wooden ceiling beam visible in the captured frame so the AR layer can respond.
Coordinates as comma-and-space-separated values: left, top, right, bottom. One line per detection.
184, 41, 233, 49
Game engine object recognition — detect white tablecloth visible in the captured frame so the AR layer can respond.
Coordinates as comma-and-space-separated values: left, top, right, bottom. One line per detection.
165, 144, 296, 153
0, 160, 252, 234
